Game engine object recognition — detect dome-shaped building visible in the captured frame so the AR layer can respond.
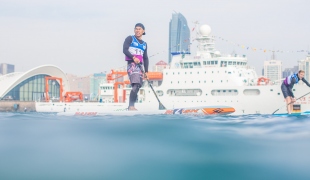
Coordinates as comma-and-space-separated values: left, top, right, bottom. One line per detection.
0, 65, 70, 101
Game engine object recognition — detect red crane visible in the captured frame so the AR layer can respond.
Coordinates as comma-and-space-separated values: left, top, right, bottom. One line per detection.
45, 76, 83, 102
45, 76, 63, 102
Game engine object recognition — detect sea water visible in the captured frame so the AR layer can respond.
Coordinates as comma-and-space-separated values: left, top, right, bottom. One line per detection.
0, 113, 309, 180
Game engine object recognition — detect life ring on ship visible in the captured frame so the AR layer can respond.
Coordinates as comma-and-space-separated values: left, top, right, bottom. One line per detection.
257, 77, 270, 85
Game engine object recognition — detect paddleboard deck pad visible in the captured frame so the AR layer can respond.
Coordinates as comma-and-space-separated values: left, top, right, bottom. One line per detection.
57, 106, 235, 116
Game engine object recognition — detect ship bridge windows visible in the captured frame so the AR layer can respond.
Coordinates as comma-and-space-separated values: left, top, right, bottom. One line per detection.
193, 62, 201, 66
167, 89, 202, 96
221, 61, 227, 67
207, 61, 218, 65
203, 61, 206, 65
207, 60, 217, 65
211, 89, 238, 96
233, 62, 247, 66
183, 63, 194, 68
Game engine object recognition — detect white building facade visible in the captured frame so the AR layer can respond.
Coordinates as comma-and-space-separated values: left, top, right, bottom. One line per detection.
298, 53, 310, 81
263, 60, 282, 82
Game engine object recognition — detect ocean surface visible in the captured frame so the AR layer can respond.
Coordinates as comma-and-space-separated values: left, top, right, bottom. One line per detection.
0, 113, 310, 180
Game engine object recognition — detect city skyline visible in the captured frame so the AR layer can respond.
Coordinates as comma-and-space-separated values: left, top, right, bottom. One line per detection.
0, 0, 310, 76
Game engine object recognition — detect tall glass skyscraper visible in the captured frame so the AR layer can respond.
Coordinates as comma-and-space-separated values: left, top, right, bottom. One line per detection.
168, 13, 190, 63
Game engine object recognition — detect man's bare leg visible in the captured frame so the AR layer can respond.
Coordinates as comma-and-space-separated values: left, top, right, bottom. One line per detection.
285, 96, 292, 114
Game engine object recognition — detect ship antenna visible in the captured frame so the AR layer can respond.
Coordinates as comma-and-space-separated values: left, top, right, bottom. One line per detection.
272, 51, 276, 60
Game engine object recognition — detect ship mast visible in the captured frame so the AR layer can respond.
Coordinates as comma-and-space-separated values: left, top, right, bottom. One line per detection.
195, 24, 215, 58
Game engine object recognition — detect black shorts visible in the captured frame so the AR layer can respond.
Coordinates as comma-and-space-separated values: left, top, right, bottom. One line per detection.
281, 82, 293, 98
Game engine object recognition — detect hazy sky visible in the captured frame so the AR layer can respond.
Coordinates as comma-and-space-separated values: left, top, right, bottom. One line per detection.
1, 0, 309, 76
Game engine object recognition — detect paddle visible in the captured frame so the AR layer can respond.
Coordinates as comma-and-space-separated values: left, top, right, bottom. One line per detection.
139, 64, 166, 110
272, 91, 310, 115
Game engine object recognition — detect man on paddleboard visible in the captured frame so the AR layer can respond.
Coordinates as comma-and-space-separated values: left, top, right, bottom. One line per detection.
123, 23, 149, 111
281, 70, 310, 114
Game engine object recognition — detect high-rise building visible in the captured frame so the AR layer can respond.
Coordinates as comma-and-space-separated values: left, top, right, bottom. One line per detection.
263, 60, 282, 82
168, 12, 190, 63
282, 66, 298, 78
90, 73, 107, 101
0, 63, 15, 75
298, 53, 310, 81
66, 74, 91, 99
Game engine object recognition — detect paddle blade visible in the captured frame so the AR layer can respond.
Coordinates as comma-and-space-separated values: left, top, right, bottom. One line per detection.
159, 103, 166, 110
271, 109, 279, 115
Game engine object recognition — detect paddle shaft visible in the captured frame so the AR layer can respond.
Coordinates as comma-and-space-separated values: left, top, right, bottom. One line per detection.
138, 64, 166, 110
272, 91, 310, 114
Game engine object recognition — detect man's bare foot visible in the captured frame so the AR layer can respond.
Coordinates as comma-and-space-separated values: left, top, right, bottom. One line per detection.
128, 106, 138, 111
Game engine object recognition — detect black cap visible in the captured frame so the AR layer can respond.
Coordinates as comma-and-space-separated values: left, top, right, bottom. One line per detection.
135, 23, 146, 35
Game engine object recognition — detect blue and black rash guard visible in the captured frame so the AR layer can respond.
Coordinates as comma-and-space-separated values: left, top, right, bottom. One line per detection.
123, 35, 149, 72
283, 74, 310, 98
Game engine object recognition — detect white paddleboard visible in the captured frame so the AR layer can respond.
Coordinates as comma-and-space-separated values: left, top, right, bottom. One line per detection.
57, 106, 236, 116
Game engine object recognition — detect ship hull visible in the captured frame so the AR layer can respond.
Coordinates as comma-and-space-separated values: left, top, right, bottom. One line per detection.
36, 84, 310, 115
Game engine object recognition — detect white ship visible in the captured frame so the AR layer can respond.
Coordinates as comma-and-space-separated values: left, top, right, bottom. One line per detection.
36, 24, 310, 115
